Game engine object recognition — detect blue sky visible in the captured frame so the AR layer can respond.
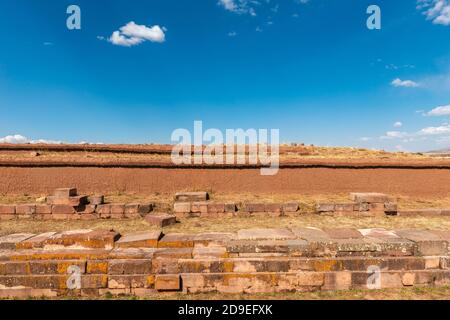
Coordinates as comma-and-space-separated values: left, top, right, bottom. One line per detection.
1, 0, 450, 151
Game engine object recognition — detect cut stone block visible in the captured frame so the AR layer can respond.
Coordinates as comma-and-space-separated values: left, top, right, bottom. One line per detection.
145, 214, 177, 227
53, 188, 77, 198
243, 203, 266, 213
225, 203, 237, 213
323, 228, 363, 239
138, 204, 153, 216
358, 228, 399, 239
88, 195, 104, 205
350, 192, 390, 203
193, 233, 235, 246
15, 204, 36, 215
44, 229, 120, 249
237, 228, 295, 240
108, 259, 152, 275
158, 233, 196, 248
207, 203, 225, 214
283, 202, 299, 213
174, 192, 209, 202
394, 229, 448, 256
47, 195, 88, 206
397, 209, 443, 217
0, 233, 35, 250
116, 231, 162, 248
15, 232, 57, 249
315, 203, 335, 213
334, 204, 356, 212
173, 202, 191, 214
51, 205, 76, 215
0, 205, 15, 215
155, 274, 181, 291
384, 202, 398, 214
35, 204, 52, 214
291, 227, 331, 242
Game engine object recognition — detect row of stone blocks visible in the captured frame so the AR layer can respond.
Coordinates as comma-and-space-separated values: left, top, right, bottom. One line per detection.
0, 188, 154, 220
0, 227, 448, 297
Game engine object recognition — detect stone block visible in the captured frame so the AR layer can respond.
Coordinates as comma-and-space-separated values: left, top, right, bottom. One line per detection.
173, 202, 191, 214
283, 202, 299, 213
0, 233, 35, 250
87, 261, 109, 274
334, 203, 356, 212
0, 205, 15, 215
108, 275, 154, 289
315, 203, 335, 213
53, 187, 77, 198
243, 203, 266, 213
237, 228, 295, 240
15, 204, 36, 215
291, 227, 331, 242
395, 229, 448, 256
384, 202, 398, 214
44, 229, 120, 249
145, 214, 177, 227
207, 203, 225, 214
175, 192, 208, 202
35, 204, 52, 214
193, 233, 234, 246
155, 274, 181, 291
323, 228, 363, 239
225, 203, 237, 213
47, 195, 88, 206
350, 193, 390, 203
264, 203, 283, 213
52, 205, 76, 215
108, 259, 152, 275
116, 231, 162, 248
138, 204, 153, 216
88, 195, 104, 205
158, 233, 195, 248
16, 232, 57, 249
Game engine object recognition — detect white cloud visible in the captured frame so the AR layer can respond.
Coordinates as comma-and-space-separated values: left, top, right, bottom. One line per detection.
418, 124, 450, 135
425, 104, 450, 116
394, 121, 403, 128
228, 31, 237, 37
108, 21, 166, 47
391, 78, 420, 88
218, 0, 257, 16
381, 131, 408, 139
359, 137, 372, 142
417, 0, 450, 25
0, 134, 62, 144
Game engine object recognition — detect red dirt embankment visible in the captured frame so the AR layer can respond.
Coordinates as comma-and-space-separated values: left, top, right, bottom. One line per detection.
1, 167, 450, 197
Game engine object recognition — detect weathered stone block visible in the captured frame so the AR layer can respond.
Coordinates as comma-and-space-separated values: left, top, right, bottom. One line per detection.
44, 229, 120, 249
174, 202, 191, 214
52, 205, 76, 215
35, 204, 52, 214
395, 229, 448, 256
54, 188, 77, 198
323, 228, 363, 239
0, 233, 35, 250
155, 274, 181, 291
350, 193, 390, 203
0, 205, 15, 215
283, 202, 299, 213
207, 203, 225, 214
175, 192, 208, 202
138, 203, 153, 216
158, 233, 195, 248
237, 229, 295, 240
108, 275, 154, 289
116, 231, 162, 248
16, 232, 57, 249
145, 214, 177, 227
225, 203, 237, 213
108, 259, 152, 275
88, 195, 104, 205
315, 203, 335, 213
243, 203, 266, 213
15, 204, 36, 215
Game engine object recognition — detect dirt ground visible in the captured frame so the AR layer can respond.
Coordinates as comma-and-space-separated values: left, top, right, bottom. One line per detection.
1, 167, 450, 197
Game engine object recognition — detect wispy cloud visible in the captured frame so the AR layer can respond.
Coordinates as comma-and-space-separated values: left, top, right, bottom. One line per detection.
394, 121, 403, 128
0, 134, 63, 144
218, 0, 257, 16
417, 0, 450, 26
107, 21, 166, 47
425, 104, 450, 116
391, 78, 420, 88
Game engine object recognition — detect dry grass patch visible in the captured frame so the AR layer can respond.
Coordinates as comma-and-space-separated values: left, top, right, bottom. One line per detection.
1, 214, 449, 237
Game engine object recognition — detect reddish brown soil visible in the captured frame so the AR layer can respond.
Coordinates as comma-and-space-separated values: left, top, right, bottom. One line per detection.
1, 167, 450, 197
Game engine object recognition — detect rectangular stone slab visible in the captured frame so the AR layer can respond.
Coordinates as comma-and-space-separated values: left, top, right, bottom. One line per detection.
16, 232, 57, 250
237, 228, 295, 240
0, 234, 35, 250
174, 192, 208, 202
116, 231, 162, 248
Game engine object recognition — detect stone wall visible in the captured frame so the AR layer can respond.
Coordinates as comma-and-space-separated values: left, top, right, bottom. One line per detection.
0, 227, 448, 298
